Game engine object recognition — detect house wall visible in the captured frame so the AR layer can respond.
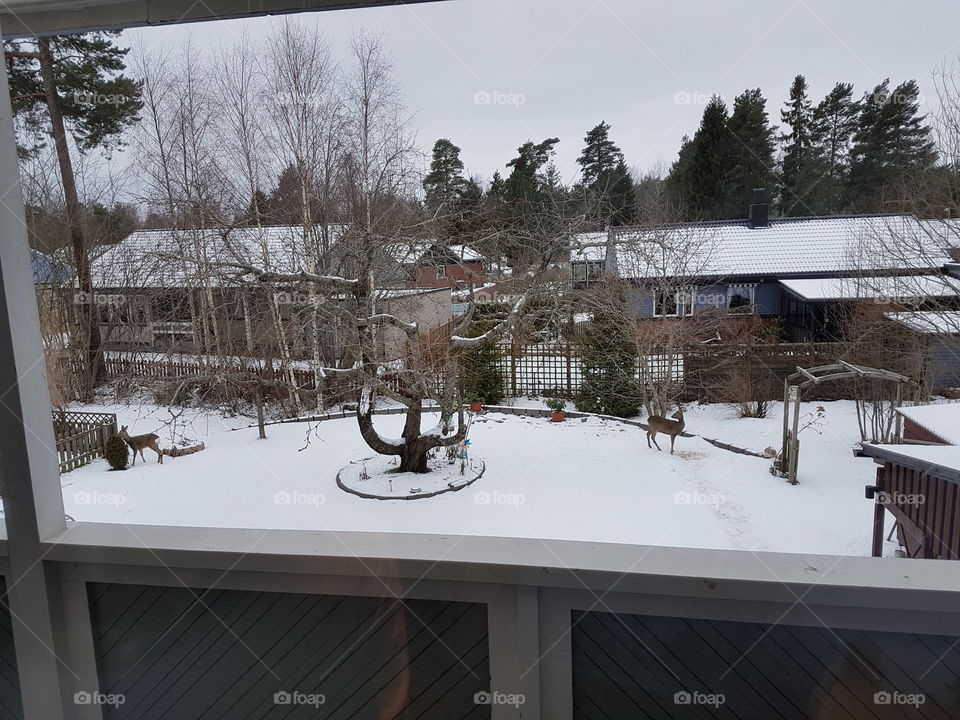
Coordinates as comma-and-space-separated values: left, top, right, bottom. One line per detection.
927, 335, 960, 392
903, 418, 948, 445
413, 261, 484, 289
378, 288, 452, 360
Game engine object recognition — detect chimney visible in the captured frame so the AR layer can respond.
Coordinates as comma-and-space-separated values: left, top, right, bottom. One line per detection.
747, 188, 768, 229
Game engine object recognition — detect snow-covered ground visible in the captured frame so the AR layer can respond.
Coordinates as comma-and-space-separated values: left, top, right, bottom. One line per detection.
56, 398, 882, 556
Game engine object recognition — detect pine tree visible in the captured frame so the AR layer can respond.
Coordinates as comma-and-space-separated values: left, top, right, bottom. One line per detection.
423, 138, 467, 208
849, 79, 935, 210
574, 310, 640, 417
810, 82, 859, 214
577, 121, 623, 186
487, 171, 506, 198
4, 33, 142, 400
504, 138, 560, 201
679, 95, 735, 219
779, 75, 814, 215
727, 88, 777, 216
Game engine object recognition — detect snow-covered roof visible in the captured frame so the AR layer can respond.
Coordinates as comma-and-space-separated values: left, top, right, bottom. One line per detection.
570, 232, 608, 263
90, 226, 349, 288
449, 244, 483, 263
780, 274, 959, 301
376, 286, 449, 300
896, 403, 960, 445
885, 311, 960, 334
861, 443, 960, 477
612, 215, 954, 280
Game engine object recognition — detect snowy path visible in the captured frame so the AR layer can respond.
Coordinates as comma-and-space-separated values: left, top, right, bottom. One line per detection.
59, 399, 878, 556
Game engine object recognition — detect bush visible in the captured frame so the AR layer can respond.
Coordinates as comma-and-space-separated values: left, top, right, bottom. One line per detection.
574, 312, 640, 417
104, 434, 129, 471
546, 396, 566, 413
460, 334, 505, 405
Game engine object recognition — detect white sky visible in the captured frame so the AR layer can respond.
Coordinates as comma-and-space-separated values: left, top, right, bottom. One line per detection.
123, 0, 960, 185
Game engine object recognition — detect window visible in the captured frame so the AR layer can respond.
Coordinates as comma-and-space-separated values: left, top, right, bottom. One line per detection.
435, 265, 446, 278
653, 288, 695, 317
727, 283, 757, 312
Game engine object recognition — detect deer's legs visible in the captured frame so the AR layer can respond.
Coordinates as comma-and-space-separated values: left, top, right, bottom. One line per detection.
670, 435, 676, 454
649, 432, 662, 451
153, 444, 163, 464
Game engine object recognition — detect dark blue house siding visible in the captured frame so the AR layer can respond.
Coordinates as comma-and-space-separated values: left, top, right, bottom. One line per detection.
572, 610, 960, 720
88, 583, 490, 720
0, 580, 23, 720
928, 336, 960, 391
626, 281, 782, 319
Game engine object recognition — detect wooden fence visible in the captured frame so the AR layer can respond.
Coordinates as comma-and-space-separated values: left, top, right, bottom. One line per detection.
96, 341, 889, 403
53, 410, 117, 473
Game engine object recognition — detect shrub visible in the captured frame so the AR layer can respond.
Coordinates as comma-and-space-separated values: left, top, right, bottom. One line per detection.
460, 333, 505, 405
546, 396, 566, 413
104, 434, 129, 471
574, 312, 640, 417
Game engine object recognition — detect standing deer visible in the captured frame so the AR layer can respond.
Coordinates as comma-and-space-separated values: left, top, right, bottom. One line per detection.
646, 410, 685, 454
118, 426, 164, 465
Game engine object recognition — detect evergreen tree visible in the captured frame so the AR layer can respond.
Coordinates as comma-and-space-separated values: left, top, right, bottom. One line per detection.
4, 32, 142, 400
849, 79, 935, 210
504, 137, 560, 201
487, 170, 506, 198
577, 122, 635, 225
574, 310, 640, 417
810, 82, 859, 214
577, 121, 623, 186
727, 88, 777, 216
779, 75, 814, 215
680, 96, 734, 219
423, 138, 467, 208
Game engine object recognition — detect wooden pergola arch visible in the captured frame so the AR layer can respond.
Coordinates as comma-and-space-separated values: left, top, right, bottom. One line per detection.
776, 361, 919, 485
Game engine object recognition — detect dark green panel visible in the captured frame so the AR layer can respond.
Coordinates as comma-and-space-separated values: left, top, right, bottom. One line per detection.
88, 583, 490, 720
573, 610, 960, 720
0, 579, 23, 720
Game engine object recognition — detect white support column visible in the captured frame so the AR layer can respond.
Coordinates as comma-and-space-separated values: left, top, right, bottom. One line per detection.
0, 18, 71, 719
538, 589, 573, 720
486, 585, 541, 719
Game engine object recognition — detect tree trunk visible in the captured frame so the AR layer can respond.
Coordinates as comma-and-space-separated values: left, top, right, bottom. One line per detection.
38, 37, 104, 401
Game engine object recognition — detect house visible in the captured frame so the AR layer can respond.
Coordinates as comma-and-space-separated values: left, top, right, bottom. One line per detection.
596, 196, 958, 341
896, 402, 960, 444
87, 226, 452, 361
884, 311, 960, 392
402, 243, 486, 289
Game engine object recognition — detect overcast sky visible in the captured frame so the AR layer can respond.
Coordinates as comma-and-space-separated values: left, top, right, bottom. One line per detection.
124, 0, 960, 185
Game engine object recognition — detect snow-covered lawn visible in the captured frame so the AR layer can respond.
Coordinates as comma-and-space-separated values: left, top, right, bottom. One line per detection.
59, 399, 879, 556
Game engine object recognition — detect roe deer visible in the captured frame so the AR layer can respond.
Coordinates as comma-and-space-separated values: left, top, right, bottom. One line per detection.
646, 410, 685, 454
118, 426, 163, 465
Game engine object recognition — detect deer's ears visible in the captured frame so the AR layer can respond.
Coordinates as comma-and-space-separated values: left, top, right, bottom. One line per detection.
121, 425, 127, 432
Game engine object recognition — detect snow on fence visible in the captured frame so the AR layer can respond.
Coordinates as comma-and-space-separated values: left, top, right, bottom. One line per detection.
53, 410, 117, 473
